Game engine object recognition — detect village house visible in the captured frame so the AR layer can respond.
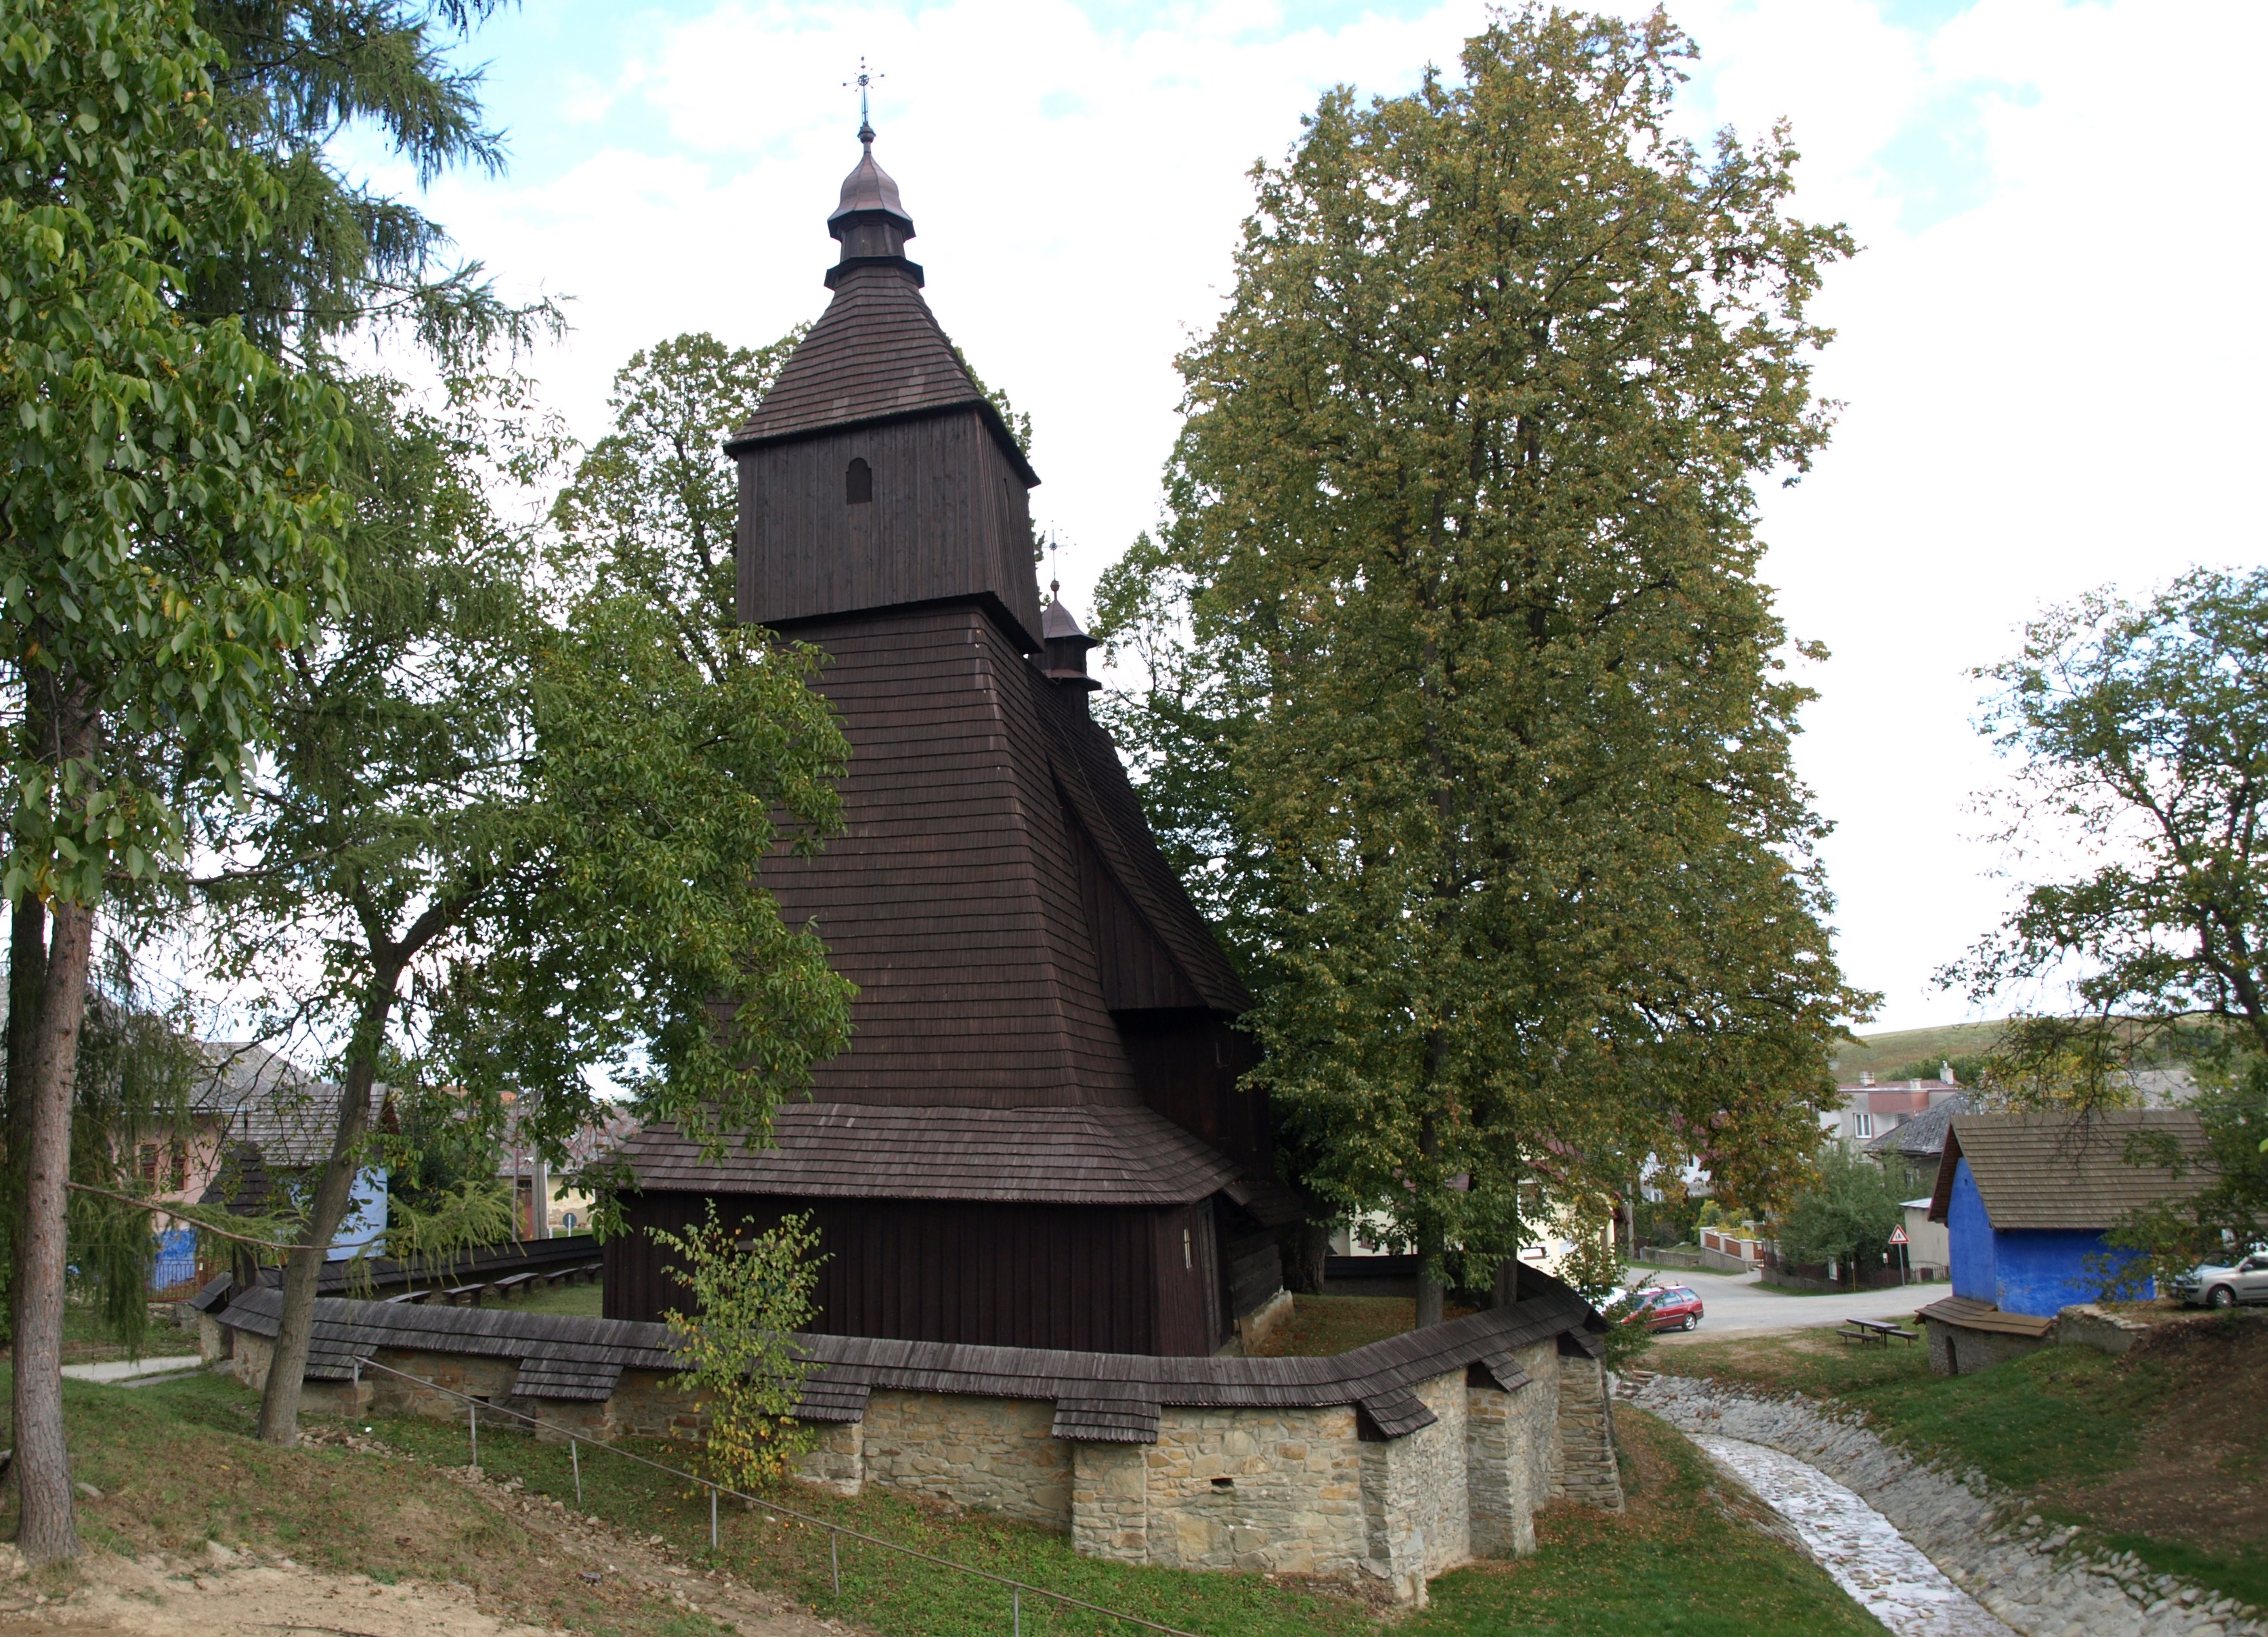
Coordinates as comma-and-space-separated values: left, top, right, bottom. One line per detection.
1918, 1109, 2210, 1374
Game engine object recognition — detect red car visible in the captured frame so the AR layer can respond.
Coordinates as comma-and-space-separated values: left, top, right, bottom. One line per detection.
1621, 1285, 1705, 1332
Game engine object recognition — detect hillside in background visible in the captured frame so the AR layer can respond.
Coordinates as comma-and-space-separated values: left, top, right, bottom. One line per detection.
1831, 1020, 2011, 1079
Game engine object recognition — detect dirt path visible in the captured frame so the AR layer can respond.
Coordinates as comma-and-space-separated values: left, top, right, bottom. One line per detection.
0, 1441, 854, 1637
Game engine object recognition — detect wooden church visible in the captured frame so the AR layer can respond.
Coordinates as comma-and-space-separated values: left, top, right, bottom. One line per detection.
606, 127, 1292, 1356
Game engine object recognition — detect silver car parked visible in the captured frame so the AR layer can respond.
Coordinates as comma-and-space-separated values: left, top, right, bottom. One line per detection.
2173, 1248, 2268, 1309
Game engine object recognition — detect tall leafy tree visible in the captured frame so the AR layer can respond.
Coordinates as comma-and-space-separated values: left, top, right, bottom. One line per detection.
196, 373, 852, 1444
1946, 566, 2268, 1273
1947, 567, 2268, 1057
0, 0, 351, 1560
549, 328, 803, 671
1098, 7, 1869, 1322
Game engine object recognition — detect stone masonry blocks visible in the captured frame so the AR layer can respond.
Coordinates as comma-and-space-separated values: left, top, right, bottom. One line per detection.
859, 1391, 1071, 1529
234, 1325, 1596, 1604
1550, 1349, 1624, 1512
1466, 1337, 1559, 1556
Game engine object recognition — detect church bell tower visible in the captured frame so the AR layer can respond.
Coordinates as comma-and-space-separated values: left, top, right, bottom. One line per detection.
611, 127, 1291, 1357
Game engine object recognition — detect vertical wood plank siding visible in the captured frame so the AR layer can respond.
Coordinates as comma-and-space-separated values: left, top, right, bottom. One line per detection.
649, 179, 1283, 1359
1116, 1013, 1270, 1175
738, 410, 1042, 650
607, 1190, 1226, 1355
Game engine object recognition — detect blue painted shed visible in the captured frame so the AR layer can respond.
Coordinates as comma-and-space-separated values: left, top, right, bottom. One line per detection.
1927, 1110, 2208, 1318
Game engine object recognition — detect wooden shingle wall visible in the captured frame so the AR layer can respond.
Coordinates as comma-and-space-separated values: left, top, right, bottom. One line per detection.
756, 604, 1137, 1107
738, 408, 1042, 650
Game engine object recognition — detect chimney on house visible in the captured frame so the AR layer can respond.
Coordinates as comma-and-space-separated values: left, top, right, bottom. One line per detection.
1859, 1071, 1873, 1087
1942, 1059, 1955, 1085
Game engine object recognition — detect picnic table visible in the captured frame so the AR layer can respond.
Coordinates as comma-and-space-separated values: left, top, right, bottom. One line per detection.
1837, 1317, 1920, 1346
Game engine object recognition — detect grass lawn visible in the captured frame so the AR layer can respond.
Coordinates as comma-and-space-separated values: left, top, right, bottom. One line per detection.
1654, 1315, 2268, 1609
1247, 1293, 1479, 1357
1, 1367, 731, 1636
3, 1348, 1889, 1637
0, 1299, 196, 1368
1412, 1409, 1886, 1637
509, 1279, 605, 1318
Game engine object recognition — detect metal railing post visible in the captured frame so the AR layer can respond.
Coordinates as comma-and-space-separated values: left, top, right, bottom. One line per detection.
1012, 1586, 1021, 1637
830, 1528, 840, 1596
708, 1483, 718, 1551
570, 1435, 582, 1508
469, 1400, 477, 1468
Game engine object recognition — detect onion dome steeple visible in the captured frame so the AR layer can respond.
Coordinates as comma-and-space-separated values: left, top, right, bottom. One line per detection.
1041, 579, 1100, 692
826, 126, 922, 289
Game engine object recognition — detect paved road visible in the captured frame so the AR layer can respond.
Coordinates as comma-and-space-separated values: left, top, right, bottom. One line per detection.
1628, 1264, 1931, 1341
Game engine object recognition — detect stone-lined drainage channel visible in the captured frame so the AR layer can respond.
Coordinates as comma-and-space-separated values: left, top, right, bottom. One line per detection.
1692, 1432, 2012, 1637
1628, 1374, 2261, 1637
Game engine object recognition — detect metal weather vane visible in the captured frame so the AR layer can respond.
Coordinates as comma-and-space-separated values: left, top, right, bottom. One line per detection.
844, 57, 883, 142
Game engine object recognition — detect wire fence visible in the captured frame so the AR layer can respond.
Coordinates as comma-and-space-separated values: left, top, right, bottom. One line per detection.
354, 1355, 1201, 1637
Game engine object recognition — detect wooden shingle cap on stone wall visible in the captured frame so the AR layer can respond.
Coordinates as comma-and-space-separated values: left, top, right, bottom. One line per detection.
213, 1267, 1606, 1444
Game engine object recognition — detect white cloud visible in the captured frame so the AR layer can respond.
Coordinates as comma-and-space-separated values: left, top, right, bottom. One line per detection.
416, 0, 2267, 1032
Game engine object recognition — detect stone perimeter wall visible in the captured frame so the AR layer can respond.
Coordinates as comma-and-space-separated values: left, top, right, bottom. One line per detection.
211, 1325, 1618, 1604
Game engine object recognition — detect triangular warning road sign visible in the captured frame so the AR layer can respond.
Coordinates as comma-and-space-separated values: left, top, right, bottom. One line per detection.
1888, 1225, 1910, 1245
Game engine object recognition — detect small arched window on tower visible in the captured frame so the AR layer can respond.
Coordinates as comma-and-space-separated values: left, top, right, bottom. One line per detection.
845, 456, 872, 505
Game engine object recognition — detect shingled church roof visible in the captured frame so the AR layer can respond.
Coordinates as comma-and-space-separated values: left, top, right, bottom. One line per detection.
726, 135, 1035, 484
634, 131, 1258, 1223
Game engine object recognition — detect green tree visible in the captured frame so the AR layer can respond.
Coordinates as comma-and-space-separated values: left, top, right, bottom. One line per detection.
195, 373, 851, 1445
190, 0, 544, 363
1096, 7, 1868, 1323
1946, 568, 2268, 1061
1773, 1143, 1909, 1287
0, 0, 356, 1560
649, 1202, 823, 1493
549, 328, 803, 672
1945, 566, 2268, 1279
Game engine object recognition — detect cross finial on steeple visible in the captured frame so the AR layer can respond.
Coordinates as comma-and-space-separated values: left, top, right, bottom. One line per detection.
1048, 534, 1061, 602
844, 57, 882, 143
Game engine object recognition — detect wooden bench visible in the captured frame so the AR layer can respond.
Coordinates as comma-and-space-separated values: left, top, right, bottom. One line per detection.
1839, 1317, 1920, 1346
382, 1288, 431, 1305
439, 1284, 488, 1308
489, 1271, 545, 1301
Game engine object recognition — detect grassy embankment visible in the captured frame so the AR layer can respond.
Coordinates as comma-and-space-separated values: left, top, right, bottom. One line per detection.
1829, 1020, 2009, 1078
1, 1292, 1888, 1637
1653, 1313, 2268, 1609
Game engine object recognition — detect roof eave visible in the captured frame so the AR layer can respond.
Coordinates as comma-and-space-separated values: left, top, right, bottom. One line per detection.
724, 398, 1040, 489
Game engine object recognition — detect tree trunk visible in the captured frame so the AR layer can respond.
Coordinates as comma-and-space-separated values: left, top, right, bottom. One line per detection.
1414, 1069, 1446, 1331
10, 899, 95, 1565
257, 984, 393, 1446
7, 893, 45, 1111
1284, 1220, 1330, 1295
0, 894, 46, 1503
1415, 1231, 1445, 1329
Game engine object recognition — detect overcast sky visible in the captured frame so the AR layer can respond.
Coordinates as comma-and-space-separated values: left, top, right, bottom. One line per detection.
375, 0, 2267, 1036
